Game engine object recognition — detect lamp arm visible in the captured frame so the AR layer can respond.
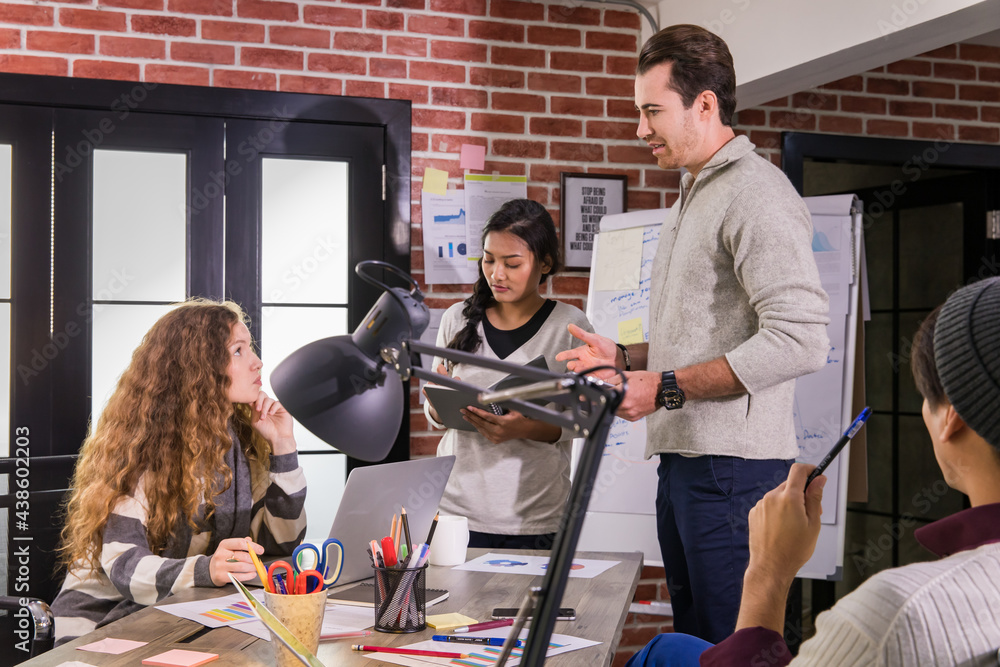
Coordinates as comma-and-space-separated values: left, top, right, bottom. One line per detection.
405, 339, 562, 382
517, 385, 623, 666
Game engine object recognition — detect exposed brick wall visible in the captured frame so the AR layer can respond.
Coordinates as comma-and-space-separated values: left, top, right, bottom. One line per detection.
0, 0, 661, 465
734, 42, 1000, 166
2, 3, 1000, 661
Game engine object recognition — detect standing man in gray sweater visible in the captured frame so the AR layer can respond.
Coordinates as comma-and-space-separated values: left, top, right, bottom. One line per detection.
557, 25, 830, 643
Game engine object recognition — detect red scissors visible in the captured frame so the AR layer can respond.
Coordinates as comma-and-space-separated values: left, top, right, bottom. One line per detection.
266, 561, 323, 595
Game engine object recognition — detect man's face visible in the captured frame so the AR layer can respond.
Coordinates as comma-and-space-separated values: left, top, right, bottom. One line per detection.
634, 62, 701, 173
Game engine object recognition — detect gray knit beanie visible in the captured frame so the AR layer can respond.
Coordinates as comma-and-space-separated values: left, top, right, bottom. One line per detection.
933, 276, 1000, 449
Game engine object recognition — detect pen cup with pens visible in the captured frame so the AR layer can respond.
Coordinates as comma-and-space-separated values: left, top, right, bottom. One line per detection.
373, 564, 428, 633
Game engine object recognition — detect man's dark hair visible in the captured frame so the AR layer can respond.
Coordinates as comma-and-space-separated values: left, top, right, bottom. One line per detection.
911, 304, 947, 409
637, 24, 737, 127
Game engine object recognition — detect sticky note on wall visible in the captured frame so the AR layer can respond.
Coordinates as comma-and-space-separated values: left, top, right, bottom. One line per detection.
618, 317, 644, 346
423, 168, 449, 196
459, 144, 486, 171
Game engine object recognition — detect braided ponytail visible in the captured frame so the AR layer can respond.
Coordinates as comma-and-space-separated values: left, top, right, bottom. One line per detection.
446, 198, 561, 356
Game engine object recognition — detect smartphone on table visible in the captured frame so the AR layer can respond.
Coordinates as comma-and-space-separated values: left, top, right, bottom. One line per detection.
491, 607, 576, 620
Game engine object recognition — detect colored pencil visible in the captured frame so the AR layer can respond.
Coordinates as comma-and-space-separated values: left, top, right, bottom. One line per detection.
453, 618, 514, 633
351, 645, 467, 659
425, 511, 440, 546
400, 506, 413, 552
245, 539, 271, 593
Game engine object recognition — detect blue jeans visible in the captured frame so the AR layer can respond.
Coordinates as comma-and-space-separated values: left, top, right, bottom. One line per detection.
623, 633, 713, 667
656, 453, 792, 644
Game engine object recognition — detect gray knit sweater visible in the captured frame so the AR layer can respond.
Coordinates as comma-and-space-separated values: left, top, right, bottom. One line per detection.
646, 135, 830, 460
52, 439, 307, 645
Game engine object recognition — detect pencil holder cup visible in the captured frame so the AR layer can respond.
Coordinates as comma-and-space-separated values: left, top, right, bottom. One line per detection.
264, 587, 327, 667
372, 564, 427, 633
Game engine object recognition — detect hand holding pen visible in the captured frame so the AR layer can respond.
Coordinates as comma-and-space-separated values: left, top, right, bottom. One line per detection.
805, 407, 871, 489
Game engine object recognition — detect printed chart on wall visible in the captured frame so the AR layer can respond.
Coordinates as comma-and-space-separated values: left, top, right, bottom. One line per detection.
421, 192, 478, 285
576, 196, 866, 578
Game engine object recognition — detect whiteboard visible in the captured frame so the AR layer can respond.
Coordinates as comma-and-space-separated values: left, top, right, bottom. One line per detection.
575, 196, 864, 580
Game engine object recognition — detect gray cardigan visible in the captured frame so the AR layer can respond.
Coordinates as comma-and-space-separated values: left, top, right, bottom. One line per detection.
646, 135, 830, 461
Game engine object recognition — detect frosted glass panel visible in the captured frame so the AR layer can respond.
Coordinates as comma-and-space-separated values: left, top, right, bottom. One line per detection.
92, 150, 186, 302
0, 145, 11, 299
91, 304, 176, 426
0, 305, 9, 456
260, 306, 348, 452
262, 158, 349, 305
300, 453, 347, 542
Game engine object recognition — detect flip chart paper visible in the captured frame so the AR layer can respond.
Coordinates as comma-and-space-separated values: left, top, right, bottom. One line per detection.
594, 227, 643, 291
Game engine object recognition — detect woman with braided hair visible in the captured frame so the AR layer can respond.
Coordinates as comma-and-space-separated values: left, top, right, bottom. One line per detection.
51, 299, 306, 645
424, 198, 594, 549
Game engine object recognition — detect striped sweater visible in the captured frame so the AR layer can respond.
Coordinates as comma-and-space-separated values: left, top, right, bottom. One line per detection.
51, 438, 307, 645
702, 502, 1000, 666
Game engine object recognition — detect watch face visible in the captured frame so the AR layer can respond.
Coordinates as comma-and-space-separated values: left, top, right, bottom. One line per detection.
662, 390, 684, 409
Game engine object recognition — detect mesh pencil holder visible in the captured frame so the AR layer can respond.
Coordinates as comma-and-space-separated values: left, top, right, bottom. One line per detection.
372, 564, 427, 633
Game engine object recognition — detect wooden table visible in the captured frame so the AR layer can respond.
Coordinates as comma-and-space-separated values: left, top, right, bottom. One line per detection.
27, 550, 641, 666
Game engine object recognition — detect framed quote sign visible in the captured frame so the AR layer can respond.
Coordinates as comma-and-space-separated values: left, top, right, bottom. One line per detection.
559, 172, 628, 270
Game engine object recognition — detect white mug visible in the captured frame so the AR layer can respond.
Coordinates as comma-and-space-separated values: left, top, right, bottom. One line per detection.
428, 515, 469, 567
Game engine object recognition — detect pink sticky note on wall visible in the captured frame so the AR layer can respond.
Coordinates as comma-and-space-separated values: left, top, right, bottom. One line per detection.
460, 144, 486, 171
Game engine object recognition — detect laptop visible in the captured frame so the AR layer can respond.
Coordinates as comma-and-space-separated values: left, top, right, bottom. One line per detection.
326, 455, 455, 586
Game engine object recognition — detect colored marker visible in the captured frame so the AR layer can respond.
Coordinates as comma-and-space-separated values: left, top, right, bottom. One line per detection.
433, 635, 522, 647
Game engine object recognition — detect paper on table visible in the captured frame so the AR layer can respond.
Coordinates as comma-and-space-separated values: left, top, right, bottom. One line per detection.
156, 590, 265, 628
422, 168, 449, 196
76, 638, 147, 654
55, 662, 97, 667
453, 552, 619, 579
141, 649, 218, 667
594, 227, 643, 291
460, 144, 486, 171
617, 317, 644, 345
361, 629, 600, 666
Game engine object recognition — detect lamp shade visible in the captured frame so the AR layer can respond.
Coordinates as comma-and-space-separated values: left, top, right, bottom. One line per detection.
270, 334, 404, 462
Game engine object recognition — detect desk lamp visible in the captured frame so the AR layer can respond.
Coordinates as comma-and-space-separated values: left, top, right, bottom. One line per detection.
271, 260, 623, 666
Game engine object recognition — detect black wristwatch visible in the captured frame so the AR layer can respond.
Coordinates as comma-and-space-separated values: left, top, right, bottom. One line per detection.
657, 371, 686, 410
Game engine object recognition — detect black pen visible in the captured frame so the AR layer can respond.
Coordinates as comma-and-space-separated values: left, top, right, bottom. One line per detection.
805, 407, 871, 489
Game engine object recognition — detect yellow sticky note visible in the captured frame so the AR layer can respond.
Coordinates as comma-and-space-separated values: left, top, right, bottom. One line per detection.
426, 612, 477, 630
618, 317, 644, 346
423, 167, 449, 196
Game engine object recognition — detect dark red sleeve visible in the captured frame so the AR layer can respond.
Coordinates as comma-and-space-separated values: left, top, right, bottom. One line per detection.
700, 628, 791, 667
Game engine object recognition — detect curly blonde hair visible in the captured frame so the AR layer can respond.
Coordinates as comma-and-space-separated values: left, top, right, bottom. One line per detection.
59, 299, 271, 571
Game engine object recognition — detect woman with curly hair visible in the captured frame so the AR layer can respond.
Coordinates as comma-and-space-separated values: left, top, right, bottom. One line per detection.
424, 199, 594, 550
51, 299, 307, 645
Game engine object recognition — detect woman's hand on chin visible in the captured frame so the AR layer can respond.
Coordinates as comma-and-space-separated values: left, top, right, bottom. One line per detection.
249, 390, 297, 454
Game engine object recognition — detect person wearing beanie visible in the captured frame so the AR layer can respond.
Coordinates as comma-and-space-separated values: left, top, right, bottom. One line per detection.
624, 276, 1000, 666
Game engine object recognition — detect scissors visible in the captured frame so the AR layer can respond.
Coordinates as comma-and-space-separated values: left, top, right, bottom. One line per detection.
266, 560, 324, 595
291, 538, 344, 589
